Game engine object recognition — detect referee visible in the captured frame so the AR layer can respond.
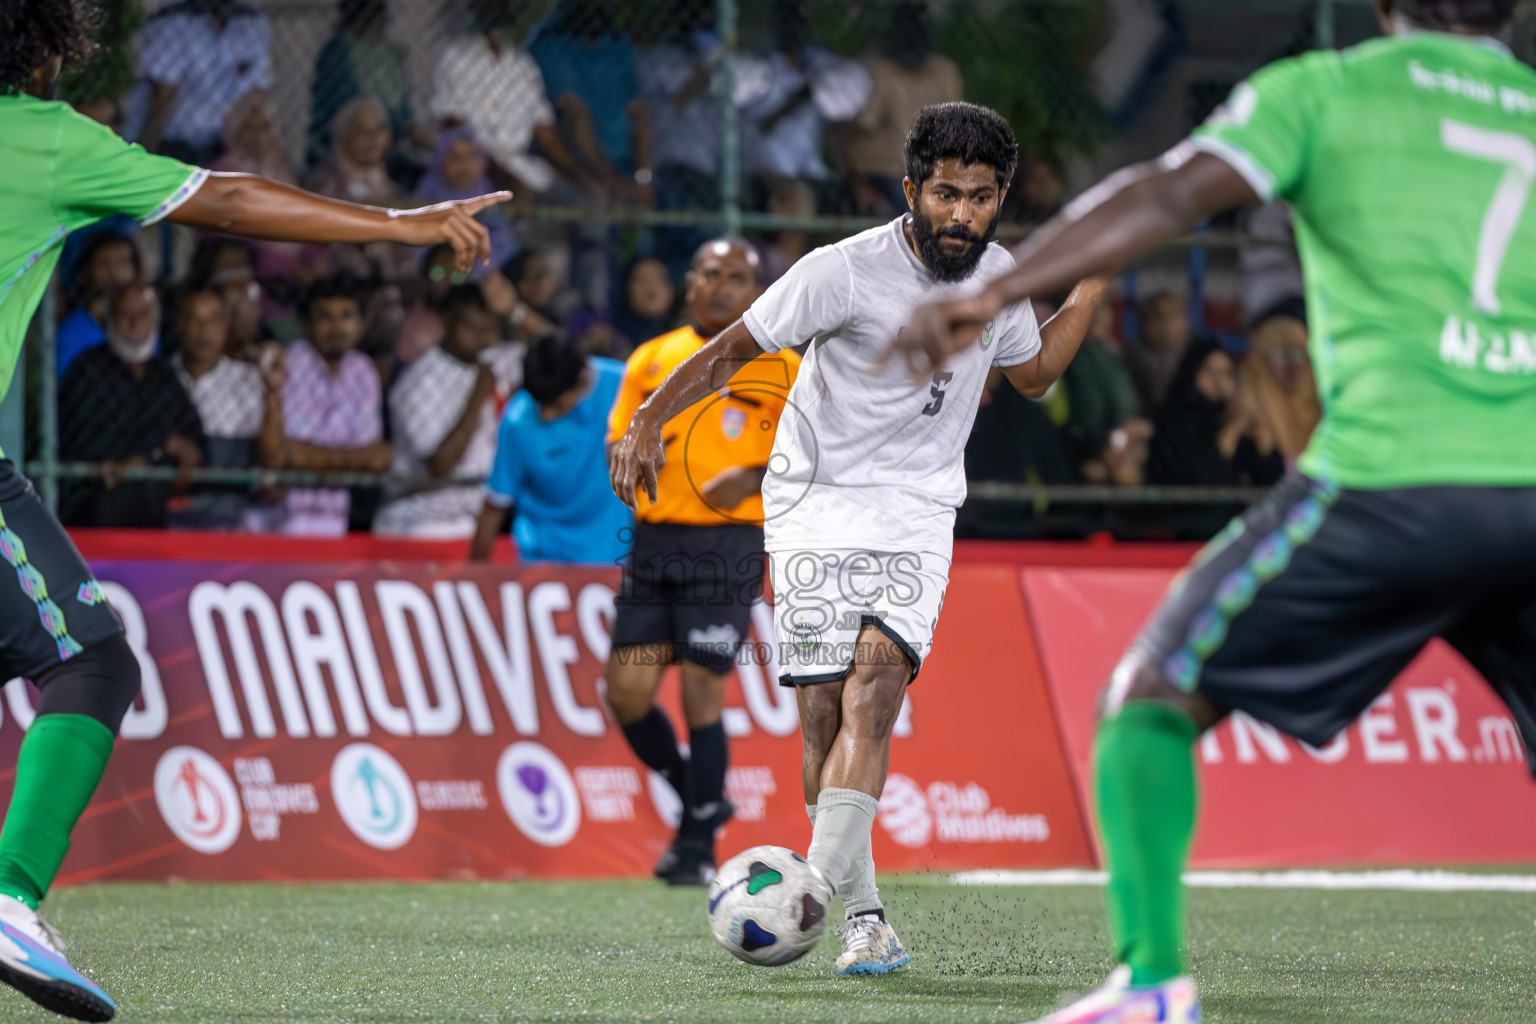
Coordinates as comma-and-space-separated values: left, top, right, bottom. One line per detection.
605, 238, 800, 885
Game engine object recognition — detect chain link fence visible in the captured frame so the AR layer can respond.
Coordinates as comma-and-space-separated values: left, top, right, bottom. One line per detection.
26, 0, 1449, 541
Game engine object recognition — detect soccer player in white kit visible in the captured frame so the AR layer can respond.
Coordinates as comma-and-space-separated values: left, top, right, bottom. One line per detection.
610, 103, 1106, 974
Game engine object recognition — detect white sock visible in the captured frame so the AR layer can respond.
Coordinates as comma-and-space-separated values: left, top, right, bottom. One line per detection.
808, 799, 880, 916
840, 834, 881, 917
806, 788, 879, 893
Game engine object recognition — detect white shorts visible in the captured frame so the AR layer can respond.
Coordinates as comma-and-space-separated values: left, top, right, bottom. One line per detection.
766, 548, 950, 687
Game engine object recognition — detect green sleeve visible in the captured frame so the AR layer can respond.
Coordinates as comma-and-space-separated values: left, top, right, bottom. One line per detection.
1191, 51, 1338, 202
49, 106, 208, 228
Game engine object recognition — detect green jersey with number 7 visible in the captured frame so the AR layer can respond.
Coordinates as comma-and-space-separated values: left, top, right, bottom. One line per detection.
1194, 31, 1536, 488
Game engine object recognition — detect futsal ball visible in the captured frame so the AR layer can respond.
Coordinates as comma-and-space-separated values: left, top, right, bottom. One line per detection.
706, 846, 832, 966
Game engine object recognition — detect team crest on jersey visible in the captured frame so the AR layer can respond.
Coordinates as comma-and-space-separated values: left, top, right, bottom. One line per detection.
979, 320, 997, 350
721, 406, 747, 441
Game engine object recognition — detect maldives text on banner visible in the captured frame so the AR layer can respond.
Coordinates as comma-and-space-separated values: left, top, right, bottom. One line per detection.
0, 561, 1092, 885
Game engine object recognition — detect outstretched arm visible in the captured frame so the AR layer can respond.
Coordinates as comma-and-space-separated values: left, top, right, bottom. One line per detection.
608, 320, 768, 509
169, 174, 512, 272
999, 275, 1112, 399
897, 148, 1257, 374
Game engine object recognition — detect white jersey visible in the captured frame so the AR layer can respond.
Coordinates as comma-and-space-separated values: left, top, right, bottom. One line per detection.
742, 216, 1041, 557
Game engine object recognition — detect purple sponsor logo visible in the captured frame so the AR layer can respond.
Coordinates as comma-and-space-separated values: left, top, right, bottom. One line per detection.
497, 742, 581, 847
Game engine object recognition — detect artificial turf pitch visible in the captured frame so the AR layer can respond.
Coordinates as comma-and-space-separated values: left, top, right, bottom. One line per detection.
11, 875, 1534, 1023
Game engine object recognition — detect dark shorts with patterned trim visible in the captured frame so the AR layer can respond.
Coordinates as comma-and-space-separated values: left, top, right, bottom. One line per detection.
611, 520, 766, 675
0, 461, 123, 680
1132, 473, 1536, 773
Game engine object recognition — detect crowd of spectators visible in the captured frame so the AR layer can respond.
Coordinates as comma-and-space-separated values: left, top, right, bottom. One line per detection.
957, 287, 1319, 539
44, 0, 1317, 544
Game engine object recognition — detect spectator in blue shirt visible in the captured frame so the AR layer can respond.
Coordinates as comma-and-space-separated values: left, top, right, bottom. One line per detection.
470, 332, 633, 564
58, 233, 145, 380
528, 0, 653, 206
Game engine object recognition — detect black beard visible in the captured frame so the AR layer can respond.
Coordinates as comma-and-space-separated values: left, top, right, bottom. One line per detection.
910, 212, 995, 283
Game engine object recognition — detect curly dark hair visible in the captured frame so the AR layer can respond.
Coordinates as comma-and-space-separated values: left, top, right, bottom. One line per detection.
0, 0, 99, 94
1397, 0, 1517, 31
904, 102, 1019, 193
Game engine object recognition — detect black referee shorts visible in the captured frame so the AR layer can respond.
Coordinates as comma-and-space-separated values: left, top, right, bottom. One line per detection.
611, 520, 765, 675
1132, 472, 1536, 774
0, 461, 123, 680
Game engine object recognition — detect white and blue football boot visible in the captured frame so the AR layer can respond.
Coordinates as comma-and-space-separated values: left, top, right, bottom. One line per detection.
0, 895, 115, 1021
833, 913, 911, 976
1025, 967, 1199, 1024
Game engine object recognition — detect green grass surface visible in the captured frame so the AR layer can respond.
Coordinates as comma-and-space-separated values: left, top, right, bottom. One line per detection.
11, 876, 1536, 1023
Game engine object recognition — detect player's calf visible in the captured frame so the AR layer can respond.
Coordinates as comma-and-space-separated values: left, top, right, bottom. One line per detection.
0, 635, 139, 1022
796, 681, 843, 804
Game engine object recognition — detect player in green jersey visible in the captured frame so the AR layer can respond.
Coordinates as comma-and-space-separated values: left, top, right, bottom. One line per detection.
0, 4, 507, 1021
902, 1, 1530, 1021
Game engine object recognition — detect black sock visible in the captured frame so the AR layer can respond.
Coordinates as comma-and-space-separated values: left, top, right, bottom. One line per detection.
621, 707, 688, 801
682, 721, 728, 840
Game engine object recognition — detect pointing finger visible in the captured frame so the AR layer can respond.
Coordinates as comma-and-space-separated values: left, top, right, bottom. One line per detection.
460, 191, 514, 216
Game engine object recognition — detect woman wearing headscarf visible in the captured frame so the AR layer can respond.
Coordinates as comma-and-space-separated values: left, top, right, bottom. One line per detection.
307, 96, 406, 208
414, 126, 517, 277
1235, 297, 1320, 466
1147, 339, 1284, 488
1147, 338, 1284, 539
610, 256, 677, 350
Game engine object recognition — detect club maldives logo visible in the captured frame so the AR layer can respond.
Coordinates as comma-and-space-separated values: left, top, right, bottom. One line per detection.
878, 773, 1051, 848
330, 743, 418, 850
878, 774, 933, 848
497, 742, 581, 847
155, 746, 242, 854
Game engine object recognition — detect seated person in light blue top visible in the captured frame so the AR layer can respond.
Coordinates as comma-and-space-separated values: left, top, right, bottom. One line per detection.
470, 332, 633, 564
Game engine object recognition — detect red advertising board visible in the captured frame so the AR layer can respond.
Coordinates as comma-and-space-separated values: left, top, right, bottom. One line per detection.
1023, 568, 1536, 867
0, 559, 1092, 886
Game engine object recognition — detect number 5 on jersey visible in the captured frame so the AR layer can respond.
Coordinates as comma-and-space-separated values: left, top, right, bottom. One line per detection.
922, 371, 954, 416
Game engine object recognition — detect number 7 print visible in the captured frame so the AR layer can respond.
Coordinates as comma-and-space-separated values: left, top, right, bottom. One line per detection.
1441, 118, 1536, 316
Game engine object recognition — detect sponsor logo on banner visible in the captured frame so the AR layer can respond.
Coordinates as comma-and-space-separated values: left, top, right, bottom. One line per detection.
647, 770, 683, 829
1196, 692, 1528, 768
498, 742, 581, 846
575, 767, 642, 822
724, 766, 777, 821
51, 556, 1101, 882
155, 746, 242, 854
878, 773, 1050, 847
234, 757, 319, 841
415, 780, 489, 811
878, 774, 933, 847
331, 744, 418, 850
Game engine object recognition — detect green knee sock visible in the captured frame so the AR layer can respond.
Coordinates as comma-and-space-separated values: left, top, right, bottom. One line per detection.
0, 714, 116, 908
1093, 701, 1199, 987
